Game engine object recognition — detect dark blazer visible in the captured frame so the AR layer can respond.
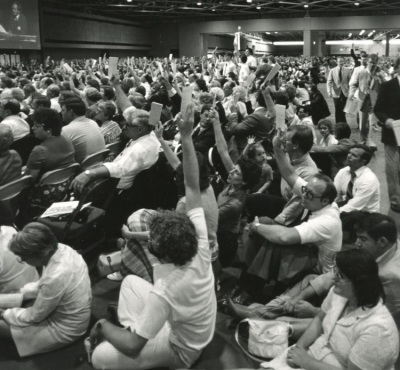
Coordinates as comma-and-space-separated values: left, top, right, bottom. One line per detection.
229, 107, 273, 153
311, 91, 330, 125
192, 125, 216, 154
9, 13, 27, 34
374, 77, 400, 147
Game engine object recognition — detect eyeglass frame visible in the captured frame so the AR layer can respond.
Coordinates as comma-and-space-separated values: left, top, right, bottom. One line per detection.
301, 186, 323, 201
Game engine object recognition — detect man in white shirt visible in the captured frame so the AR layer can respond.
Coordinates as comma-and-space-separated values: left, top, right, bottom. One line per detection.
46, 84, 61, 113
245, 48, 257, 69
90, 104, 216, 370
223, 52, 237, 77
0, 99, 29, 140
334, 144, 380, 213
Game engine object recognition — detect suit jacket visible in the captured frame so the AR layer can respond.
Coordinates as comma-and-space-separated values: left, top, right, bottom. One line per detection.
374, 77, 400, 147
192, 125, 216, 154
229, 107, 273, 152
9, 13, 27, 35
327, 66, 352, 98
311, 91, 330, 123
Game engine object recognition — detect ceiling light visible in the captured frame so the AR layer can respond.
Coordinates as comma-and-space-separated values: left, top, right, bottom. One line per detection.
372, 30, 376, 33
348, 33, 352, 37
127, 0, 132, 2
266, 32, 270, 34
256, 5, 261, 9
354, 2, 359, 5
326, 40, 373, 45
275, 31, 278, 34
247, 0, 252, 3
395, 34, 400, 39
212, 8, 215, 10
359, 29, 365, 35
304, 4, 309, 7
368, 32, 373, 37
197, 1, 202, 5
273, 41, 304, 45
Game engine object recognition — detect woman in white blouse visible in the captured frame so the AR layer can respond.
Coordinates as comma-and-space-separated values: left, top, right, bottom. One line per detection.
0, 222, 92, 357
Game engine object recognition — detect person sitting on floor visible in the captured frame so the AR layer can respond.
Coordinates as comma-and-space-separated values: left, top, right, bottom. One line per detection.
90, 104, 216, 370
263, 249, 399, 370
0, 222, 91, 357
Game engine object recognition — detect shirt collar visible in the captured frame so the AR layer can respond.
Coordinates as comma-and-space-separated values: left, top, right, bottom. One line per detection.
338, 299, 383, 326
376, 242, 398, 267
348, 165, 367, 177
290, 153, 311, 166
309, 201, 339, 218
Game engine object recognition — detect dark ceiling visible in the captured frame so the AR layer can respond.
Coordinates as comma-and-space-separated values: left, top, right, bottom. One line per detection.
43, 0, 400, 22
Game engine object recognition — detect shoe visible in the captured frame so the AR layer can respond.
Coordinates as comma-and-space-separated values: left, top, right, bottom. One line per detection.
107, 271, 123, 281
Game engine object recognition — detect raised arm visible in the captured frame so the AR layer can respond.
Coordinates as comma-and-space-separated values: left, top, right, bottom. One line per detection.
111, 73, 132, 113
272, 131, 299, 188
178, 104, 202, 211
154, 121, 181, 170
211, 107, 234, 173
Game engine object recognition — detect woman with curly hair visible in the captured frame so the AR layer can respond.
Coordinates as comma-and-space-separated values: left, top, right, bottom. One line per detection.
90, 104, 216, 370
317, 118, 338, 147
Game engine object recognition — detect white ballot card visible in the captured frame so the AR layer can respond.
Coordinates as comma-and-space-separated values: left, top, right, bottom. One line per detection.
275, 104, 286, 131
266, 63, 281, 82
180, 86, 193, 115
149, 102, 163, 126
108, 57, 118, 78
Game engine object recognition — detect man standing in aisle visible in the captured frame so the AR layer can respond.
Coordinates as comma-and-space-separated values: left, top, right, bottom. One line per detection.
327, 57, 351, 123
374, 56, 400, 213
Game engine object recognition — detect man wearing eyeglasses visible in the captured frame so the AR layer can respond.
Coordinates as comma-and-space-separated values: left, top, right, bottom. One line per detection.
248, 131, 342, 282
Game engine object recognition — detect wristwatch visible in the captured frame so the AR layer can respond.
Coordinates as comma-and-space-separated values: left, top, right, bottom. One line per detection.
84, 170, 92, 178
254, 222, 260, 233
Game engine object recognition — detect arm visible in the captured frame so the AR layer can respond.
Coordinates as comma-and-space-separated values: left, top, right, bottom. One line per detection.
155, 122, 181, 170
71, 165, 111, 193
211, 108, 234, 174
111, 73, 132, 113
296, 310, 325, 349
121, 225, 149, 241
348, 67, 359, 99
272, 132, 299, 188
249, 222, 301, 245
262, 85, 276, 118
327, 69, 333, 97
179, 103, 202, 211
374, 83, 394, 129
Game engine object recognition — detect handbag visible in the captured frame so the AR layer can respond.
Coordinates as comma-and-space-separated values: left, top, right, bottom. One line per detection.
97, 250, 122, 277
235, 318, 291, 362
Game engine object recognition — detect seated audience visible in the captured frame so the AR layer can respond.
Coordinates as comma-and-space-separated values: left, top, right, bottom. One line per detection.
0, 222, 91, 357
25, 108, 75, 182
61, 97, 106, 164
316, 118, 338, 147
0, 125, 22, 187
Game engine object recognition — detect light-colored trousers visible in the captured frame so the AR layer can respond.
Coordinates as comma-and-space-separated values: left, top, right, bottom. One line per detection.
92, 275, 184, 370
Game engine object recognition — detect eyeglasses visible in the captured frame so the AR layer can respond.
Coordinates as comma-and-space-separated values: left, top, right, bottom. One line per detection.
125, 124, 141, 129
301, 186, 323, 201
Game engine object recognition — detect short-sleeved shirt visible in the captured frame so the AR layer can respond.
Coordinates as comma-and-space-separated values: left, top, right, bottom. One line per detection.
100, 120, 122, 145
309, 288, 399, 370
61, 116, 106, 164
292, 177, 342, 273
26, 135, 75, 177
135, 208, 217, 367
0, 150, 22, 186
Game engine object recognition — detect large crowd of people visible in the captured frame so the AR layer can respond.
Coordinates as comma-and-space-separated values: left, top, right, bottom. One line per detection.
0, 47, 399, 370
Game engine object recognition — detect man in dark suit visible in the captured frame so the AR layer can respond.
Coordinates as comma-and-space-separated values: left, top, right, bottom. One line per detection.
228, 87, 274, 155
374, 56, 400, 213
192, 107, 215, 154
9, 1, 27, 35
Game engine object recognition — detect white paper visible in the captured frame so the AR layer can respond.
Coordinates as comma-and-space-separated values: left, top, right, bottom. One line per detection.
344, 98, 363, 114
41, 201, 91, 218
63, 63, 73, 74
108, 56, 118, 78
156, 61, 164, 74
275, 104, 286, 131
392, 120, 400, 147
171, 60, 177, 77
180, 86, 193, 115
0, 24, 7, 33
149, 102, 163, 126
266, 63, 281, 82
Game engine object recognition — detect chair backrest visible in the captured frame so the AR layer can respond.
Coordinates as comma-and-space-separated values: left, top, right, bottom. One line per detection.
39, 163, 80, 186
0, 175, 33, 224
105, 141, 124, 162
81, 149, 110, 171
78, 177, 119, 210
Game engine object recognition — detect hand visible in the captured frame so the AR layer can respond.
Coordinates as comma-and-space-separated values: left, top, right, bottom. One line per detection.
70, 173, 91, 193
272, 129, 284, 149
0, 308, 5, 318
293, 300, 317, 318
386, 119, 395, 130
110, 72, 120, 88
178, 103, 194, 137
209, 107, 220, 126
248, 216, 260, 236
154, 122, 164, 140
121, 224, 131, 239
287, 346, 311, 368
247, 135, 256, 145
90, 319, 106, 349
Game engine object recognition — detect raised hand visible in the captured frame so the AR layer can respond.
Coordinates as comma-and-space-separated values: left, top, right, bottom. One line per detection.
178, 103, 194, 137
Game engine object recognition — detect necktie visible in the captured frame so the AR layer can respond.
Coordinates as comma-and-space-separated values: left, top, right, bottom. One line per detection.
338, 67, 342, 83
346, 171, 356, 200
